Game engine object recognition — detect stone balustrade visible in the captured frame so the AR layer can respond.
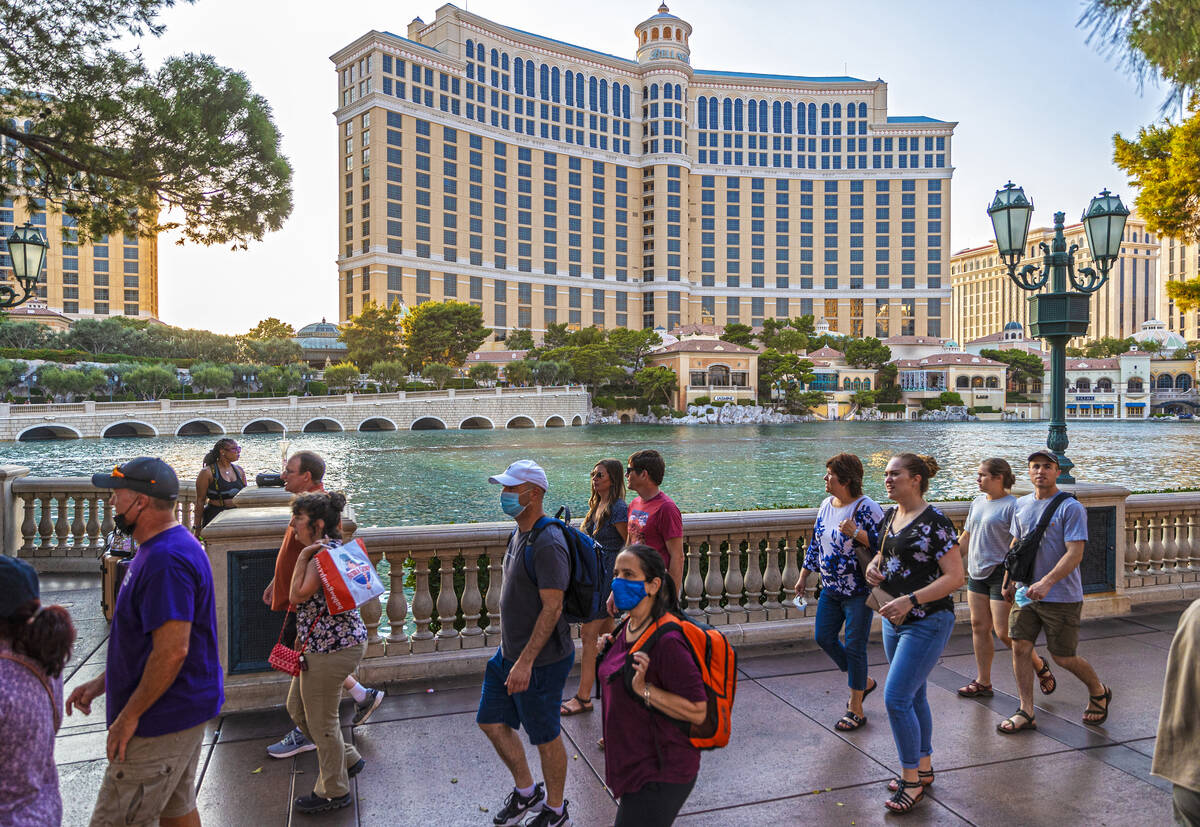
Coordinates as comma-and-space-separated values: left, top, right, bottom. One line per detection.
1124, 492, 1200, 589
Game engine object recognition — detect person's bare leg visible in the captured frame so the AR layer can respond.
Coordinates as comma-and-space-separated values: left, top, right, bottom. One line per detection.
1011, 638, 1036, 714
479, 723, 534, 789
161, 809, 201, 827
1049, 653, 1104, 697
991, 599, 1046, 675
968, 591, 994, 685
536, 735, 568, 809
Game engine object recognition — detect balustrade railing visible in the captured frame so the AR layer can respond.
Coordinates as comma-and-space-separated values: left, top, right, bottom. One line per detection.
1123, 493, 1200, 581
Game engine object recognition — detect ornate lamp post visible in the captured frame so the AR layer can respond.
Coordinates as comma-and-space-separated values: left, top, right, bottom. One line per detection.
987, 183, 1129, 482
2, 223, 49, 309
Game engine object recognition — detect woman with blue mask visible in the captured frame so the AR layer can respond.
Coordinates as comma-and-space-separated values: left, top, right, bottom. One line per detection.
598, 545, 707, 827
562, 459, 628, 718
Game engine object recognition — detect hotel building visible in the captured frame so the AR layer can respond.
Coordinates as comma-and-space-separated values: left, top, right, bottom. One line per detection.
950, 214, 1159, 346
0, 198, 158, 321
331, 4, 955, 343
1160, 236, 1200, 342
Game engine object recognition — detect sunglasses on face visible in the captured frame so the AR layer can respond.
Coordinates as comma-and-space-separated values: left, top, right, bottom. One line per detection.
625, 467, 639, 476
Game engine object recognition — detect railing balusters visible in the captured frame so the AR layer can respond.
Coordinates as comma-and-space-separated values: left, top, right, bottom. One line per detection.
762, 535, 783, 620
1188, 513, 1199, 573
20, 495, 37, 556
703, 540, 726, 624
781, 533, 801, 616
1125, 514, 1138, 583
1150, 513, 1166, 574
410, 554, 435, 654
384, 549, 410, 653
53, 495, 70, 553
1166, 512, 1183, 574
70, 494, 86, 552
85, 494, 101, 550
460, 552, 485, 648
743, 537, 765, 623
1131, 515, 1148, 575
37, 495, 53, 553
724, 537, 747, 624
484, 547, 503, 647
360, 543, 384, 657
435, 553, 460, 649
682, 540, 704, 620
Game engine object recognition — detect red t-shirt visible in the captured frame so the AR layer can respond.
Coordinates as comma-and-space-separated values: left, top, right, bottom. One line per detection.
627, 492, 683, 569
598, 627, 706, 798
271, 484, 324, 612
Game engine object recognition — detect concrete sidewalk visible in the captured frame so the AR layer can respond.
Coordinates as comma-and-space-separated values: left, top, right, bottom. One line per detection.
51, 573, 1181, 826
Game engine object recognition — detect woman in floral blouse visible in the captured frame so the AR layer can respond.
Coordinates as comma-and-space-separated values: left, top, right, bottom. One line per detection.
287, 491, 368, 816
795, 453, 884, 731
865, 453, 965, 815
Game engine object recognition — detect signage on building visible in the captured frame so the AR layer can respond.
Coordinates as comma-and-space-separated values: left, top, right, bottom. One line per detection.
1075, 395, 1095, 401
649, 48, 689, 63
713, 394, 734, 402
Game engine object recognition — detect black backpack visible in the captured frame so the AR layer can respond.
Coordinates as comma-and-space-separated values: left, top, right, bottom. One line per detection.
518, 507, 603, 623
1004, 492, 1074, 584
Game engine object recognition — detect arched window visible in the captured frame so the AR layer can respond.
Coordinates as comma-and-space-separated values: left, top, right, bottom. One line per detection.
622, 84, 631, 118
708, 96, 718, 128
575, 73, 584, 106
599, 78, 608, 113
852, 378, 862, 391
1157, 374, 1175, 389
676, 28, 683, 41
843, 377, 853, 390
651, 27, 659, 39
650, 83, 659, 100
675, 83, 682, 100
1178, 374, 1193, 390
466, 39, 474, 57
758, 100, 768, 131
747, 100, 757, 132
772, 100, 782, 132
863, 378, 871, 390
1075, 378, 1090, 391
502, 53, 509, 72
734, 98, 744, 130
640, 31, 646, 45
858, 102, 867, 118
540, 64, 550, 100
832, 102, 841, 118
956, 375, 970, 388
564, 70, 574, 106
986, 376, 999, 388
808, 103, 817, 134
723, 97, 733, 130
1127, 377, 1143, 392
476, 42, 484, 62
971, 376, 984, 388
698, 98, 707, 129
526, 62, 535, 95
663, 83, 672, 100
513, 58, 524, 95
821, 102, 831, 118
783, 101, 792, 132
491, 48, 499, 66
589, 76, 598, 110
552, 67, 560, 102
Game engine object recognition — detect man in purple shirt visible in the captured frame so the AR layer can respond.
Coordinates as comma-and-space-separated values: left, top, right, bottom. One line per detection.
68, 457, 224, 827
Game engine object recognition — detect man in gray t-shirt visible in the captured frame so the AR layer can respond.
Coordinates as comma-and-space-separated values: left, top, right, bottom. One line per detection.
476, 460, 575, 826
998, 449, 1111, 736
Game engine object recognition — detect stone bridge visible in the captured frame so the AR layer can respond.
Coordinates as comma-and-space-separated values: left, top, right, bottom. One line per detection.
0, 386, 590, 441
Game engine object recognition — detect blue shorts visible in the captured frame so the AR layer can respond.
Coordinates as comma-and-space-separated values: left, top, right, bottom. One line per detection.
476, 648, 574, 745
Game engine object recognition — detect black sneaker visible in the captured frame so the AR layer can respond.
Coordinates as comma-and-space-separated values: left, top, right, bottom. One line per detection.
525, 800, 571, 827
352, 687, 385, 726
348, 758, 365, 779
492, 782, 545, 827
294, 792, 352, 814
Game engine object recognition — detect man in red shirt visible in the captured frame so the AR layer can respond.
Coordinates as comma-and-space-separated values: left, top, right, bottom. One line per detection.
625, 450, 684, 594
261, 451, 383, 759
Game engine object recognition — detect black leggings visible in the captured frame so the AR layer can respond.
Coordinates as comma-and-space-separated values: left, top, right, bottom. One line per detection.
614, 778, 696, 827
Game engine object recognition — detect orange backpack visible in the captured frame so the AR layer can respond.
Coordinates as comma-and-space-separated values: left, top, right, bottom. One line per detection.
611, 612, 737, 750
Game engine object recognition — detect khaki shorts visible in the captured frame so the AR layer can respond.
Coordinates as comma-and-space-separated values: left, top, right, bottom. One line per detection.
89, 722, 207, 826
1009, 600, 1082, 657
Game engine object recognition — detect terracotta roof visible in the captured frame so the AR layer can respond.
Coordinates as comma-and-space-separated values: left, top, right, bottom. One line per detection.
965, 331, 1041, 345
894, 353, 1005, 368
4, 304, 71, 321
1066, 358, 1119, 370
468, 350, 529, 362
806, 345, 844, 358
880, 335, 946, 345
652, 340, 758, 355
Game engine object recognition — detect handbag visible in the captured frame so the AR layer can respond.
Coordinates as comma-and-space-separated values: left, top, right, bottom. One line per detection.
858, 508, 905, 624
267, 612, 318, 677
0, 651, 61, 730
1004, 492, 1074, 584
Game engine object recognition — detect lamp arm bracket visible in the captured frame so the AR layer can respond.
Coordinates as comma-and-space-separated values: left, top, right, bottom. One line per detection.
1010, 262, 1048, 291
1071, 265, 1108, 294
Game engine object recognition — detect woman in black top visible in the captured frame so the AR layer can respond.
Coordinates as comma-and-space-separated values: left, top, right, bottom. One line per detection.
193, 438, 246, 532
865, 453, 965, 815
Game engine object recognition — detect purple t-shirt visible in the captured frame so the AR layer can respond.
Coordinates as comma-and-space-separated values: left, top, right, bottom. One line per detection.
0, 646, 62, 826
598, 627, 707, 799
107, 524, 224, 737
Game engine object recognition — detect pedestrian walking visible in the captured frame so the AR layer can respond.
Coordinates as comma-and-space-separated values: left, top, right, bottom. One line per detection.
998, 449, 1111, 734
625, 450, 684, 595
957, 458, 1055, 700
864, 453, 964, 815
478, 460, 575, 827
598, 545, 707, 827
560, 459, 628, 717
285, 491, 369, 815
70, 457, 224, 827
1151, 597, 1200, 826
794, 453, 883, 731
0, 556, 76, 827
193, 438, 246, 532
263, 451, 383, 760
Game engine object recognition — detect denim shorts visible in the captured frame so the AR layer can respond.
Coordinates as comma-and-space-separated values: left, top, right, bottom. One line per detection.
476, 648, 574, 745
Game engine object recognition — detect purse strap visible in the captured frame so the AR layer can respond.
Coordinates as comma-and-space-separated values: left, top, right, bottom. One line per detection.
0, 651, 60, 731
275, 610, 320, 654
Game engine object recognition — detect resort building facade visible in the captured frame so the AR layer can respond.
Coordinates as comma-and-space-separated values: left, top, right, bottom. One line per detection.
949, 214, 1159, 347
1160, 235, 1200, 342
331, 3, 956, 346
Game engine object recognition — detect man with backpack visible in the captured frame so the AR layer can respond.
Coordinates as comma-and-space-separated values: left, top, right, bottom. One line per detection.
478, 460, 574, 827
997, 449, 1112, 734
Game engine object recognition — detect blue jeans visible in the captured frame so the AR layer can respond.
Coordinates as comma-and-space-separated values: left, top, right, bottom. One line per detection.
881, 610, 955, 769
814, 590, 872, 692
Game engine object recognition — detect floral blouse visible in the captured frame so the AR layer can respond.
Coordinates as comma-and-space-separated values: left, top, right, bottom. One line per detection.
803, 496, 885, 597
295, 541, 368, 654
879, 505, 958, 622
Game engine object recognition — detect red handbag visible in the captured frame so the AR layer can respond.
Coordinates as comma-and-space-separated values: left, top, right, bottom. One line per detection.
268, 613, 318, 676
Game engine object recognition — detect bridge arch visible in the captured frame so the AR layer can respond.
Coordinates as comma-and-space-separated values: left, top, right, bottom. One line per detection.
411, 416, 447, 430
102, 420, 158, 438
302, 417, 344, 433
571, 415, 583, 426
459, 415, 494, 429
242, 418, 286, 435
17, 423, 82, 441
506, 415, 536, 429
358, 417, 397, 431
544, 415, 566, 428
176, 419, 225, 437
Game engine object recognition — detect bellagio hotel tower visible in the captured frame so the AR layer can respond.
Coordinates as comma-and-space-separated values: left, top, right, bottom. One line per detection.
332, 4, 956, 345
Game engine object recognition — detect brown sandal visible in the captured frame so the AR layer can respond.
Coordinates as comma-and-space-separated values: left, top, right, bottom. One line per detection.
1036, 661, 1057, 695
957, 679, 994, 698
560, 694, 593, 716
1083, 685, 1112, 725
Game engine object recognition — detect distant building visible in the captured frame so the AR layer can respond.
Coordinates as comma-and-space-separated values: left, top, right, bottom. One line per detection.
1160, 236, 1200, 342
962, 320, 1044, 355
2, 300, 73, 333
643, 338, 758, 407
293, 319, 350, 366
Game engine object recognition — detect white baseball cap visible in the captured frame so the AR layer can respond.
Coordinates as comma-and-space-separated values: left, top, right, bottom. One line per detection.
488, 459, 549, 491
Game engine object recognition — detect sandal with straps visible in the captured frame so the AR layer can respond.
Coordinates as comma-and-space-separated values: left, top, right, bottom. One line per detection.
1083, 685, 1112, 725
957, 679, 994, 698
560, 694, 593, 716
835, 710, 867, 731
1036, 661, 1057, 695
885, 779, 925, 814
888, 768, 933, 792
997, 708, 1037, 734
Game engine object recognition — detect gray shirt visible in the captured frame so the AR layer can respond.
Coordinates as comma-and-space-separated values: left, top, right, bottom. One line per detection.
1009, 493, 1088, 602
500, 520, 572, 666
962, 493, 1017, 580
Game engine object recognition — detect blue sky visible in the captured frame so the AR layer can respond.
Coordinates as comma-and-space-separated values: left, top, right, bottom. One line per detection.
137, 0, 1167, 333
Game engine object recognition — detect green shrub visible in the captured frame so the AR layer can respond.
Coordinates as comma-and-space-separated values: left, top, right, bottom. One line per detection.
921, 398, 944, 411
878, 403, 905, 413
592, 394, 616, 412
306, 381, 328, 396
939, 390, 964, 406
692, 395, 711, 406
649, 404, 670, 418
736, 397, 755, 405
973, 405, 995, 414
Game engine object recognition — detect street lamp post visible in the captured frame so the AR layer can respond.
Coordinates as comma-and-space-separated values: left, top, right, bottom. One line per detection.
987, 183, 1129, 483
2, 223, 49, 309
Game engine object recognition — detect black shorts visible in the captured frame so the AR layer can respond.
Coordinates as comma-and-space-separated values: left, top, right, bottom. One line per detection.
967, 566, 1006, 600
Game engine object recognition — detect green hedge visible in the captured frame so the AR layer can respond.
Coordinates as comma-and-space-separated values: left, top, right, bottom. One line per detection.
878, 403, 905, 413
0, 347, 194, 367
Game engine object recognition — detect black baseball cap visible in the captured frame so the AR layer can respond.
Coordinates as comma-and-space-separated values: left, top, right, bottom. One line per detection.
0, 556, 39, 618
1027, 449, 1060, 466
92, 457, 180, 500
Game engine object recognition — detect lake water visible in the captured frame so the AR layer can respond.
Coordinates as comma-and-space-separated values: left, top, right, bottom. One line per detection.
3, 421, 1198, 526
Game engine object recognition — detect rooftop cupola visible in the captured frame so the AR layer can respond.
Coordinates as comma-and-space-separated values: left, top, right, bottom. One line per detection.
635, 3, 692, 66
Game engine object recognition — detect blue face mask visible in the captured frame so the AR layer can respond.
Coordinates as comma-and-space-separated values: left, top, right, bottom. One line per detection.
610, 577, 648, 611
500, 491, 526, 518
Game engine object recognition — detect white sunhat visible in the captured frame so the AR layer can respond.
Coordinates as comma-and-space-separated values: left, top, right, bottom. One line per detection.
488, 459, 549, 491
